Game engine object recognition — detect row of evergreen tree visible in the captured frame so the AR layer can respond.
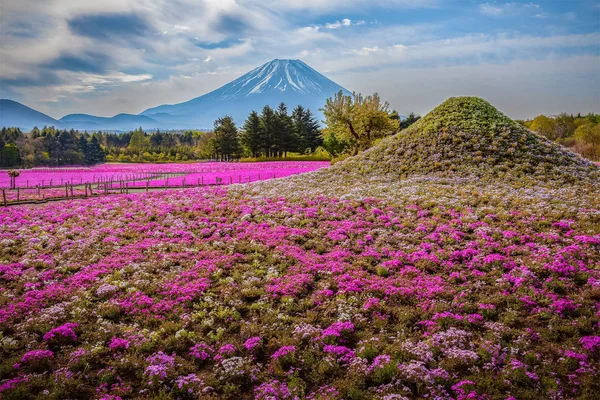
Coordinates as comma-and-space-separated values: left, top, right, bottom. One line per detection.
210, 103, 322, 160
0, 127, 105, 168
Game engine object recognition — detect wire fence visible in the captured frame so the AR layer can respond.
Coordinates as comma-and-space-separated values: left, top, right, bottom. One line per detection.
1, 172, 279, 206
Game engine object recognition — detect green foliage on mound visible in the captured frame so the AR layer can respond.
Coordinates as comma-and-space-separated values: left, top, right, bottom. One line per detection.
335, 97, 599, 183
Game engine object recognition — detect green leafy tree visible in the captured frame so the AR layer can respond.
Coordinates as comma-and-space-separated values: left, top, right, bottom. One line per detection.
1, 143, 21, 167
553, 113, 576, 139
573, 123, 600, 160
323, 131, 349, 157
529, 115, 557, 140
128, 127, 148, 150
322, 91, 399, 155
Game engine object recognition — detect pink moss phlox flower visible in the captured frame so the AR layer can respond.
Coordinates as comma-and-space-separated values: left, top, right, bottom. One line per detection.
320, 321, 354, 340
189, 343, 214, 360
271, 345, 296, 360
244, 337, 261, 351
580, 336, 600, 352
369, 354, 391, 372
22, 349, 54, 363
214, 343, 236, 361
109, 337, 130, 350
323, 345, 355, 364
254, 380, 293, 400
364, 297, 380, 310
43, 322, 78, 342
144, 352, 175, 379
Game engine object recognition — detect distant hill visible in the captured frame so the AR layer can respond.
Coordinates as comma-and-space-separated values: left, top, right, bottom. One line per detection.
141, 59, 352, 128
0, 100, 165, 132
0, 99, 59, 130
59, 113, 162, 131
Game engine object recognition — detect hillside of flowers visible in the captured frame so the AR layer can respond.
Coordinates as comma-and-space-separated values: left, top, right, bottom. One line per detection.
335, 97, 598, 184
1, 97, 599, 399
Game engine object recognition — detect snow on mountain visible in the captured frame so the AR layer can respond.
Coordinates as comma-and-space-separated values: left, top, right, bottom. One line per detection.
141, 59, 351, 128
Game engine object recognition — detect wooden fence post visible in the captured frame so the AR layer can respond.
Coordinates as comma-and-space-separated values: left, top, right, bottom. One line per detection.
2, 190, 6, 206
17, 188, 20, 202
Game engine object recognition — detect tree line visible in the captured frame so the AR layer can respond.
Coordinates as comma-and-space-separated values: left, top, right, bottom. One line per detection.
518, 113, 600, 161
209, 103, 323, 160
0, 127, 105, 168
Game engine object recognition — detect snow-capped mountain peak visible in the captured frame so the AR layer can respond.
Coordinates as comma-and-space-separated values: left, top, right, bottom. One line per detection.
140, 59, 351, 128
217, 59, 342, 98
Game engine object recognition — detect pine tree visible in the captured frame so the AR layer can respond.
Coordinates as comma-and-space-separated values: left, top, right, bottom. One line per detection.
212, 116, 240, 161
400, 112, 421, 130
292, 106, 322, 153
275, 102, 295, 157
240, 111, 262, 157
150, 130, 164, 147
260, 106, 277, 157
87, 136, 105, 164
78, 135, 89, 155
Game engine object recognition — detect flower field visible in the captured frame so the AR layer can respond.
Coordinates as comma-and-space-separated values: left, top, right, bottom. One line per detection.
0, 162, 328, 204
0, 162, 329, 189
0, 98, 598, 399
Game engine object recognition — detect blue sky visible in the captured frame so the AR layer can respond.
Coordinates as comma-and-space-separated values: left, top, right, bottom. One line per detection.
0, 0, 598, 119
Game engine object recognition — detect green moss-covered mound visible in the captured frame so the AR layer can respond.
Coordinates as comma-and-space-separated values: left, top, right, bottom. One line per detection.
336, 97, 599, 183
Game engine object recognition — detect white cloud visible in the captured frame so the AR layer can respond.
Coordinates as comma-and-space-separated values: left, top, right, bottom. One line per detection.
312, 32, 600, 74
479, 2, 543, 17
479, 3, 504, 16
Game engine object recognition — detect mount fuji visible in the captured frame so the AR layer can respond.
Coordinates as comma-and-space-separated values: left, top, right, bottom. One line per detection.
141, 59, 351, 128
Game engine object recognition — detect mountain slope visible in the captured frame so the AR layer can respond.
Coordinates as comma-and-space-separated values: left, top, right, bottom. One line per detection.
59, 113, 162, 131
141, 59, 351, 127
0, 99, 58, 130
